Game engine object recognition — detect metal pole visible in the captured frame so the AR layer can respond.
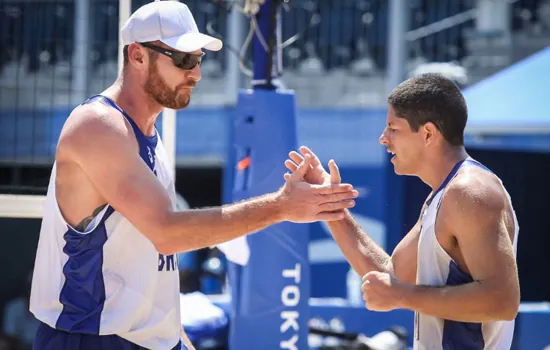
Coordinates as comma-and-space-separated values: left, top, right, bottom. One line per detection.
251, 0, 280, 89
162, 107, 177, 178
385, 0, 408, 254
73, 0, 90, 102
225, 5, 245, 103
118, 0, 132, 73
162, 0, 179, 178
386, 0, 408, 93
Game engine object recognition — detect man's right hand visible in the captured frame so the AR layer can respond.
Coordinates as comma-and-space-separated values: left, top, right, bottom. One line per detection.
284, 146, 342, 186
277, 153, 356, 223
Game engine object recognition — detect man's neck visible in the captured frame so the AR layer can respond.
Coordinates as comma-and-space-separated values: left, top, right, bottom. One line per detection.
102, 76, 162, 136
421, 146, 469, 191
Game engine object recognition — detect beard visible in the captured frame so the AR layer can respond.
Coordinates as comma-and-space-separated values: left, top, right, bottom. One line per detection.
144, 62, 191, 110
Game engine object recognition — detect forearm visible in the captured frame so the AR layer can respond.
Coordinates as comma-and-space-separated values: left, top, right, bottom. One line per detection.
402, 281, 518, 322
328, 210, 392, 276
158, 192, 282, 254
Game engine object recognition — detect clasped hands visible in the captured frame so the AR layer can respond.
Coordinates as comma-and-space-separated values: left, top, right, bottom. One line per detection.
283, 146, 411, 312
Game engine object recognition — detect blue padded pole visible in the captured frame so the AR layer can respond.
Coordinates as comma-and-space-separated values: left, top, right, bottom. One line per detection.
225, 1, 311, 349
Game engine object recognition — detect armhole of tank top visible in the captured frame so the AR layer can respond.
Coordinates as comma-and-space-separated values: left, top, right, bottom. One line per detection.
53, 196, 112, 235
51, 163, 113, 235
52, 96, 132, 235
434, 163, 519, 262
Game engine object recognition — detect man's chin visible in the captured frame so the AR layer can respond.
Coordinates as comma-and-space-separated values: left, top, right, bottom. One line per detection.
165, 97, 190, 110
390, 157, 406, 175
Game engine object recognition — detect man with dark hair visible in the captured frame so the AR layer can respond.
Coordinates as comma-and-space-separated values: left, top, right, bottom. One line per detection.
284, 74, 520, 349
387, 73, 467, 147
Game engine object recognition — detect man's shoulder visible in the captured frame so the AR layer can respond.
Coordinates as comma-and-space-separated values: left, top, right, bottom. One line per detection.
63, 101, 128, 135
442, 166, 508, 219
57, 102, 134, 158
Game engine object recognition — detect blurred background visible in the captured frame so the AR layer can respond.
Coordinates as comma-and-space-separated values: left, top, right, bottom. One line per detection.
1, 0, 550, 349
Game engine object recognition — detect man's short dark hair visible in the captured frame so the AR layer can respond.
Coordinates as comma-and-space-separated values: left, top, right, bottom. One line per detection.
388, 73, 467, 146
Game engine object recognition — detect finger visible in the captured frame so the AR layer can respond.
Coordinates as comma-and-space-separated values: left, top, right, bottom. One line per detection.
284, 159, 298, 173
318, 200, 355, 212
293, 153, 311, 179
362, 271, 377, 282
288, 151, 304, 165
328, 159, 341, 184
316, 211, 346, 221
312, 183, 354, 194
283, 172, 292, 181
322, 191, 359, 203
299, 146, 321, 167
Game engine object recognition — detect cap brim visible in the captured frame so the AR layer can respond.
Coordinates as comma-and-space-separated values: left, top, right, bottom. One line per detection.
161, 32, 223, 53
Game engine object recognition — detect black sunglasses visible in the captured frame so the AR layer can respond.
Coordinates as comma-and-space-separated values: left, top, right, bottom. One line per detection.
139, 42, 204, 70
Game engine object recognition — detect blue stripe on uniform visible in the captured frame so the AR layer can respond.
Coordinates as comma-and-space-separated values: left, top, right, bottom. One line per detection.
56, 206, 115, 333
442, 261, 485, 349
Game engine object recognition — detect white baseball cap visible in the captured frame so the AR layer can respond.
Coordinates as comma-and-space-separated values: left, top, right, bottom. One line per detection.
120, 0, 223, 52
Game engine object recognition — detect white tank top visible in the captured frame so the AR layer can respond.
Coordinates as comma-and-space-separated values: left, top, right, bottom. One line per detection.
29, 95, 181, 350
414, 158, 519, 350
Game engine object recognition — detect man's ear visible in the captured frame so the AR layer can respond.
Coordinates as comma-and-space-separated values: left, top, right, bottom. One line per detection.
127, 42, 147, 68
423, 122, 439, 145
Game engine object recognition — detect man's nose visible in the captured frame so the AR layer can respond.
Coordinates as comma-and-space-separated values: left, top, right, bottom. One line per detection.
379, 128, 388, 145
187, 64, 202, 83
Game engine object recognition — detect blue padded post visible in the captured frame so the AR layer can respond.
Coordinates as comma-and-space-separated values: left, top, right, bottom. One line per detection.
224, 1, 310, 349
225, 88, 310, 350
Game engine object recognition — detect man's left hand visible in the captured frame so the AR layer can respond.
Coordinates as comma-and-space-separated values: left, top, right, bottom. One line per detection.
361, 271, 410, 311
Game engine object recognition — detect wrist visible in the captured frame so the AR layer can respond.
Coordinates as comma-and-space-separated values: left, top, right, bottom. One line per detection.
267, 189, 286, 222
397, 282, 416, 309
326, 209, 350, 226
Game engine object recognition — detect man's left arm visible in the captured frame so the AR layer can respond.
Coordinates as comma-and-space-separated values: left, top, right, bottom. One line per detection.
400, 181, 520, 322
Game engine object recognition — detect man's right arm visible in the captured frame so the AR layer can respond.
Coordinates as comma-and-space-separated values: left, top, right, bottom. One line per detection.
283, 146, 420, 281
62, 109, 356, 255
327, 209, 422, 283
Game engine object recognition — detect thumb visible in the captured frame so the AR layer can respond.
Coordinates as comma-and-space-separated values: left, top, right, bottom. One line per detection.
328, 159, 341, 184
293, 153, 311, 180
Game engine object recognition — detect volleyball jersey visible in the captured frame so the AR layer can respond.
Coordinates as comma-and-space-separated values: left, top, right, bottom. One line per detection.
29, 95, 182, 350
414, 158, 519, 350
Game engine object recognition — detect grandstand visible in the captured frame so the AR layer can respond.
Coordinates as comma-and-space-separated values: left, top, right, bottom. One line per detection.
1, 0, 550, 110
